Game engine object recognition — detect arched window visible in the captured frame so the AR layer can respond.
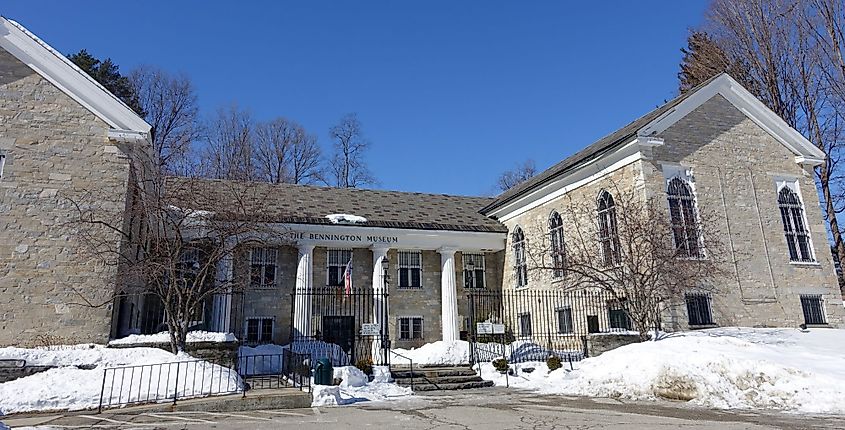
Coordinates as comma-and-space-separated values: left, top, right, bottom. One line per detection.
597, 191, 621, 267
548, 211, 566, 278
778, 187, 813, 262
667, 178, 702, 258
512, 227, 528, 288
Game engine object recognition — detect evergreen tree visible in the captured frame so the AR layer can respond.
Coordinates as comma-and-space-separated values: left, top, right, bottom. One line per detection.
677, 31, 732, 93
67, 49, 145, 116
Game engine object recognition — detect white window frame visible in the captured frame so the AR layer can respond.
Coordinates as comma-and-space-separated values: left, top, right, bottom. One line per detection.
799, 294, 827, 325
517, 312, 532, 337
548, 211, 566, 278
397, 316, 424, 340
775, 178, 817, 264
244, 316, 275, 344
0, 153, 6, 179
397, 250, 423, 289
662, 165, 705, 259
597, 191, 621, 267
249, 247, 278, 289
462, 253, 487, 289
555, 306, 573, 334
512, 227, 528, 289
326, 248, 353, 287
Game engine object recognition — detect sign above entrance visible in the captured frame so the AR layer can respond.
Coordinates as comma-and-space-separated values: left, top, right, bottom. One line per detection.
360, 323, 381, 336
289, 231, 398, 244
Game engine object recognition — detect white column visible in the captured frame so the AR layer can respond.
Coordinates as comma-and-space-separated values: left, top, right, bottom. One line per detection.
439, 247, 459, 342
293, 243, 315, 339
371, 245, 390, 361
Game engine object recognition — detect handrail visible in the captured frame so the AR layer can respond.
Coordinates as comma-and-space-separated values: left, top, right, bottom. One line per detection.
388, 349, 414, 391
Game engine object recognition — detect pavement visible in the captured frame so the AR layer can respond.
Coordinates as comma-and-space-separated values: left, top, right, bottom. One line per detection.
3, 387, 843, 429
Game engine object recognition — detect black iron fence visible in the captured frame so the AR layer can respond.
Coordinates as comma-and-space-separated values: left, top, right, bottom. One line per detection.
113, 292, 245, 340
467, 289, 644, 364
290, 287, 390, 366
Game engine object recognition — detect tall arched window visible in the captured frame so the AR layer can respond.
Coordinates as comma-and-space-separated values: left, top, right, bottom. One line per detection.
597, 191, 621, 267
778, 187, 814, 262
548, 211, 566, 278
512, 227, 528, 288
667, 178, 702, 258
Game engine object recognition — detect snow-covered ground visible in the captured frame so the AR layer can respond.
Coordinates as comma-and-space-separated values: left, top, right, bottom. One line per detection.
476, 327, 845, 414
108, 331, 237, 346
312, 366, 411, 406
0, 344, 240, 415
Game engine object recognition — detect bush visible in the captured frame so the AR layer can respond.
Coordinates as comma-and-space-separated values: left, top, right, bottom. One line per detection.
492, 357, 509, 373
355, 358, 373, 375
547, 355, 562, 371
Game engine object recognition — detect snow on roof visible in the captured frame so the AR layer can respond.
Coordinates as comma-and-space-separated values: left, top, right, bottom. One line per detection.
325, 214, 368, 224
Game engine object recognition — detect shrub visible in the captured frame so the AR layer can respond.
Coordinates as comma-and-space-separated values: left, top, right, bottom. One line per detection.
355, 358, 373, 375
492, 357, 509, 373
547, 355, 562, 371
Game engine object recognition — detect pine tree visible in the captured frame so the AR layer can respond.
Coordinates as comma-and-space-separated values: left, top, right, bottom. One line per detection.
677, 31, 732, 93
67, 49, 145, 116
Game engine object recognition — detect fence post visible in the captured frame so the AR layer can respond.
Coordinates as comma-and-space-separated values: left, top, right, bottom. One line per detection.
98, 369, 107, 413
172, 362, 180, 406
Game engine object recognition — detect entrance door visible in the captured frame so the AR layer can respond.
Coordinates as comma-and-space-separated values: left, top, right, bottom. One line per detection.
322, 316, 356, 360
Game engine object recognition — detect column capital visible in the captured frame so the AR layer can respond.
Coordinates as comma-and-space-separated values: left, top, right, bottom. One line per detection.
370, 244, 391, 255
297, 242, 315, 253
437, 246, 459, 256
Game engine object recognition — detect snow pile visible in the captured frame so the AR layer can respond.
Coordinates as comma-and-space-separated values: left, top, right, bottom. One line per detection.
311, 365, 411, 407
239, 344, 286, 375
393, 340, 471, 365
290, 340, 349, 365
0, 345, 241, 415
325, 214, 368, 224
109, 331, 237, 346
479, 328, 845, 414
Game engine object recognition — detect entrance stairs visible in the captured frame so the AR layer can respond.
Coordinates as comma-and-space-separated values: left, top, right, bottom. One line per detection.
390, 365, 494, 391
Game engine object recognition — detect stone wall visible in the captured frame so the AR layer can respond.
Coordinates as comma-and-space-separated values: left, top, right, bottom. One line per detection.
583, 333, 641, 357
108, 341, 240, 368
0, 48, 134, 346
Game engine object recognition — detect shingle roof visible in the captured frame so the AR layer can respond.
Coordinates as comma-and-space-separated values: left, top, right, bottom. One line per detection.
164, 176, 508, 233
481, 74, 723, 215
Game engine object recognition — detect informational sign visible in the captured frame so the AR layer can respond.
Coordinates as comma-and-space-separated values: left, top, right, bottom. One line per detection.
476, 322, 494, 334
360, 323, 381, 336
492, 324, 506, 334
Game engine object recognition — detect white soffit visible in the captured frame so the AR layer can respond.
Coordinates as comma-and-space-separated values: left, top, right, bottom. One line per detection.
0, 17, 151, 135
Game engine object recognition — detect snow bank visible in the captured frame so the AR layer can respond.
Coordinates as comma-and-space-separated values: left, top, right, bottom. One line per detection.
393, 340, 470, 365
479, 327, 845, 414
325, 214, 367, 224
312, 366, 411, 407
0, 345, 241, 415
238, 344, 287, 375
108, 331, 237, 346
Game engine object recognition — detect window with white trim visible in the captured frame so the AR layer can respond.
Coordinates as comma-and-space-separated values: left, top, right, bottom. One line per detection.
518, 313, 532, 337
556, 307, 573, 334
245, 317, 274, 344
777, 186, 814, 262
608, 299, 631, 331
800, 294, 826, 325
512, 227, 528, 288
597, 191, 621, 267
548, 211, 566, 278
667, 178, 702, 258
398, 250, 422, 289
462, 253, 486, 289
0, 154, 6, 179
250, 247, 277, 289
398, 316, 423, 340
327, 249, 353, 287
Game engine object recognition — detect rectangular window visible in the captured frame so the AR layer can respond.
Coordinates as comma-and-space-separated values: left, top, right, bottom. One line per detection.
608, 300, 632, 331
518, 313, 533, 337
685, 293, 714, 326
556, 307, 573, 334
245, 317, 274, 344
398, 250, 422, 289
462, 253, 486, 289
398, 316, 423, 340
0, 154, 5, 179
250, 247, 277, 289
800, 294, 827, 325
327, 249, 353, 287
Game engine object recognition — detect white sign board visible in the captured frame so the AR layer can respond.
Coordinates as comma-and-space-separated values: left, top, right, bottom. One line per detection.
476, 322, 494, 335
360, 323, 381, 336
492, 324, 506, 334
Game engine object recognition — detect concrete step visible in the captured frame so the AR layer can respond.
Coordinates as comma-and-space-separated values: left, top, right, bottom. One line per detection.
399, 380, 495, 392
392, 374, 483, 385
390, 367, 477, 379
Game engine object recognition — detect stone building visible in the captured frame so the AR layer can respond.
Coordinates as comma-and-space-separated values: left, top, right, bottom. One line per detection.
1, 17, 842, 354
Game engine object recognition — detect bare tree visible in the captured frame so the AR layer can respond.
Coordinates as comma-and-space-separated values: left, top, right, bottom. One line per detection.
129, 66, 200, 175
201, 105, 257, 181
520, 181, 728, 340
496, 159, 537, 192
66, 172, 286, 353
254, 117, 322, 184
327, 113, 376, 188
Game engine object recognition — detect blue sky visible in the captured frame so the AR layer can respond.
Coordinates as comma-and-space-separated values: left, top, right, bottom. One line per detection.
3, 1, 708, 196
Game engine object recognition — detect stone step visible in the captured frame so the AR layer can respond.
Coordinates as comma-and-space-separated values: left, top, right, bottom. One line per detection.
390, 367, 477, 379
392, 374, 483, 385
397, 380, 495, 392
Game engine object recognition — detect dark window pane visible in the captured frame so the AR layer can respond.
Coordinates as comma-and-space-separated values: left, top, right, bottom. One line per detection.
410, 268, 421, 287
260, 319, 273, 342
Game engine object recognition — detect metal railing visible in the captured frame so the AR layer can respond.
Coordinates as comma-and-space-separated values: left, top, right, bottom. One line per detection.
282, 348, 312, 393
98, 359, 241, 412
388, 349, 414, 391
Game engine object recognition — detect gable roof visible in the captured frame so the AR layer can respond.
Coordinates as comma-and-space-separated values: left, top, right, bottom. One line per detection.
481, 74, 825, 215
0, 17, 150, 136
165, 176, 508, 234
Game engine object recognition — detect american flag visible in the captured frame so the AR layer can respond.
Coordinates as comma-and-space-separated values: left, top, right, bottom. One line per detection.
343, 259, 353, 296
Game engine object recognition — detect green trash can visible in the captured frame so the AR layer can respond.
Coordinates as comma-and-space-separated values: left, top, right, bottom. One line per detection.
314, 358, 333, 385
